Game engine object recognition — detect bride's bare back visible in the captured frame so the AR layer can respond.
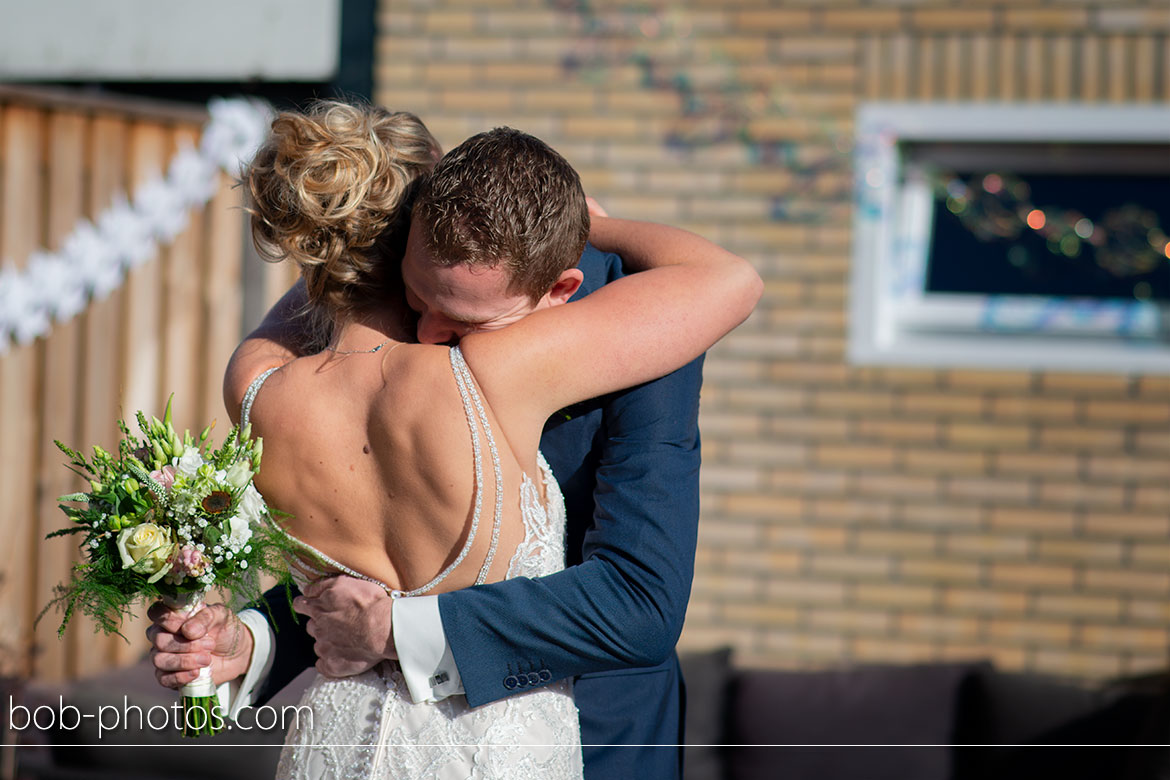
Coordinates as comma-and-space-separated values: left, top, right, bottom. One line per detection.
238, 341, 539, 596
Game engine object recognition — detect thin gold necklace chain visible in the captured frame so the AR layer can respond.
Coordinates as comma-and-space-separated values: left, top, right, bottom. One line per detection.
325, 339, 404, 356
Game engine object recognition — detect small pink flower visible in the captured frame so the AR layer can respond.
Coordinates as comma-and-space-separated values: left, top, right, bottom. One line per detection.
173, 545, 208, 577
150, 465, 176, 491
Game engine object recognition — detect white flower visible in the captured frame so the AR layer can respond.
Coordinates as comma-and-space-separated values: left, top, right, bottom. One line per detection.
98, 196, 156, 269
237, 483, 267, 525
167, 144, 219, 206
226, 513, 252, 549
202, 98, 272, 174
134, 178, 190, 243
28, 252, 87, 321
223, 460, 253, 490
175, 449, 204, 477
63, 219, 123, 299
115, 523, 175, 583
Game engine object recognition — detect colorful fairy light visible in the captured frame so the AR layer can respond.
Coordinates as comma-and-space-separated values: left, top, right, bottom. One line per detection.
546, 0, 1170, 282
935, 171, 1169, 287
548, 0, 851, 225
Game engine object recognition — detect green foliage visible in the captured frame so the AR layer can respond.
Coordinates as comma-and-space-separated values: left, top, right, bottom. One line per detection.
41, 401, 293, 642
37, 548, 150, 640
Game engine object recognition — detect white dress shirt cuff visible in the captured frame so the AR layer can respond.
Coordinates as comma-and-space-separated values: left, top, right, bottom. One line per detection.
393, 595, 464, 703
214, 608, 276, 722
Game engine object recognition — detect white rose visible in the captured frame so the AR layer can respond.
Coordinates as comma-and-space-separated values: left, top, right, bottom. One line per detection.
226, 513, 252, 548
175, 449, 204, 478
237, 483, 266, 525
223, 460, 254, 490
115, 523, 175, 583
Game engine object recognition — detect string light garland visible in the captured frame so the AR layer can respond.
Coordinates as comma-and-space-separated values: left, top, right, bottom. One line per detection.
549, 0, 852, 224
0, 97, 273, 354
936, 171, 1170, 296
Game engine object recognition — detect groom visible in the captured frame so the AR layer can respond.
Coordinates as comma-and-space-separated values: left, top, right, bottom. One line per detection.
149, 127, 703, 779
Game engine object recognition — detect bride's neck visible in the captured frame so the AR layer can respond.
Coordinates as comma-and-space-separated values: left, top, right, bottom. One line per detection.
331, 307, 413, 351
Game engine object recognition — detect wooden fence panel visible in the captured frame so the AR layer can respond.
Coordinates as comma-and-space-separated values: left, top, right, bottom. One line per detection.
0, 90, 257, 680
0, 106, 44, 678
201, 174, 245, 429
79, 113, 131, 676
111, 123, 168, 667
162, 127, 205, 442
33, 110, 88, 682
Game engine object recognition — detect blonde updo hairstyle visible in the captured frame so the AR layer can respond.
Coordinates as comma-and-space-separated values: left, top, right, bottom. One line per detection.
245, 100, 441, 334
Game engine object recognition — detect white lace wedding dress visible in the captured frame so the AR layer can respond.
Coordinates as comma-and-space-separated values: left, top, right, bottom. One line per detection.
241, 347, 583, 780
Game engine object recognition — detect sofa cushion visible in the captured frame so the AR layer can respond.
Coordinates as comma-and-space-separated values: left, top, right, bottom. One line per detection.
725, 662, 987, 780
953, 668, 1170, 780
680, 647, 733, 780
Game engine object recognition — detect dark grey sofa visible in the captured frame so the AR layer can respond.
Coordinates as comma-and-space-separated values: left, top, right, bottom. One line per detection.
679, 649, 1170, 780
8, 652, 1170, 780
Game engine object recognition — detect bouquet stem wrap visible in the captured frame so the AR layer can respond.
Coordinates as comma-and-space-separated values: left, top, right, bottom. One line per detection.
162, 592, 223, 737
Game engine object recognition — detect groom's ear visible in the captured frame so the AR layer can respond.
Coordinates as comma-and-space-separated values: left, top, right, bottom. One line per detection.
542, 269, 584, 308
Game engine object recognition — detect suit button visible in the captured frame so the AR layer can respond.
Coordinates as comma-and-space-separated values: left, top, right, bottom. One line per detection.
516, 675, 528, 687
503, 675, 518, 690
526, 672, 541, 686
538, 669, 552, 682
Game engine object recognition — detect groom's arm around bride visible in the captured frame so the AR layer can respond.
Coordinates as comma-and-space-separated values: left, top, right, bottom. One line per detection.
150, 223, 707, 780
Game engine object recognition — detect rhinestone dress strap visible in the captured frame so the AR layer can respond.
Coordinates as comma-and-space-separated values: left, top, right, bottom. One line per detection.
388, 346, 504, 598
282, 532, 395, 594
241, 366, 280, 429
452, 345, 505, 586
244, 349, 506, 600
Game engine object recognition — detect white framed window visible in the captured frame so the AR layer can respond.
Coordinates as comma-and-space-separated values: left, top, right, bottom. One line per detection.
849, 103, 1170, 375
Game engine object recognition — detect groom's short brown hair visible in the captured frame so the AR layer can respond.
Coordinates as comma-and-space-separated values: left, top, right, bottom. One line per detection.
411, 127, 590, 302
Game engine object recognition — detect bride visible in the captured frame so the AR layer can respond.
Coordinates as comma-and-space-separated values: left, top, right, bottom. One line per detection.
162, 101, 760, 778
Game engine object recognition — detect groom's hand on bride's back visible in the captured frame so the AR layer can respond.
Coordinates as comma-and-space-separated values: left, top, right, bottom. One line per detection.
293, 576, 397, 678
146, 601, 253, 689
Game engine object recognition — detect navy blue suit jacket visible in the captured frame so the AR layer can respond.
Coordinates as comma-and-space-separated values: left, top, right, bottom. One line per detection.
256, 244, 702, 779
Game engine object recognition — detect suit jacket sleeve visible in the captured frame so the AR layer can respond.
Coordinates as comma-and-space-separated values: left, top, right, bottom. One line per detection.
437, 245, 703, 708
249, 582, 316, 706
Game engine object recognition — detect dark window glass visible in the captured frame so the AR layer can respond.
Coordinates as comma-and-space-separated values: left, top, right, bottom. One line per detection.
908, 142, 1170, 303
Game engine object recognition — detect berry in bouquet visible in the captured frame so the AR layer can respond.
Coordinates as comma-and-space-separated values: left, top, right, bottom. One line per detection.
40, 396, 294, 737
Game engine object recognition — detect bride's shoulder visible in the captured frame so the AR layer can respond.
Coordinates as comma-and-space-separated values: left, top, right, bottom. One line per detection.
223, 337, 296, 425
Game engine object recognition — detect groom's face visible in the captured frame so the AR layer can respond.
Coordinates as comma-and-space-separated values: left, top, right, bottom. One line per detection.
401, 223, 542, 345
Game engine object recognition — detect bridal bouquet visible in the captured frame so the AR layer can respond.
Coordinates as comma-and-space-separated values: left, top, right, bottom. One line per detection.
42, 397, 292, 737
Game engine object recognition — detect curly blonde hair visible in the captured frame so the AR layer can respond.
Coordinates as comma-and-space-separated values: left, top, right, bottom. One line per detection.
245, 100, 441, 326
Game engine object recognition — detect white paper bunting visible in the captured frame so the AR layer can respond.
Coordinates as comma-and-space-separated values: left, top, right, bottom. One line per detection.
0, 97, 272, 353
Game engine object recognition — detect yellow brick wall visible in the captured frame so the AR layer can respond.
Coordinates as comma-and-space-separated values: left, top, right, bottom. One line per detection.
375, 0, 1170, 681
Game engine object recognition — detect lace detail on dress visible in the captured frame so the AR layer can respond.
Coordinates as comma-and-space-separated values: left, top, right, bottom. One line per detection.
506, 453, 566, 581
273, 349, 582, 780
277, 667, 580, 780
